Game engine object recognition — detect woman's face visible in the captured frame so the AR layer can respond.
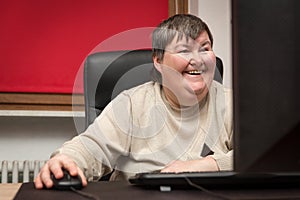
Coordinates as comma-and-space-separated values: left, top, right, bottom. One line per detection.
154, 31, 216, 108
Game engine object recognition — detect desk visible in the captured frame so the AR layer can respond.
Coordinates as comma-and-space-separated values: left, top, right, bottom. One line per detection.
0, 183, 21, 200
6, 181, 300, 200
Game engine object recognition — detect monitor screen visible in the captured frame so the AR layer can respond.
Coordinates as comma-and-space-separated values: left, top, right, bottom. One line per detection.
232, 0, 300, 173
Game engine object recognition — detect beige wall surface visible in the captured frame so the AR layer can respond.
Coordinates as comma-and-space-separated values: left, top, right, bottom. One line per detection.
189, 0, 232, 88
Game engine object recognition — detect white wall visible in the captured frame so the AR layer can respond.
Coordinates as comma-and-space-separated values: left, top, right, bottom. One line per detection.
189, 0, 232, 88
0, 115, 84, 162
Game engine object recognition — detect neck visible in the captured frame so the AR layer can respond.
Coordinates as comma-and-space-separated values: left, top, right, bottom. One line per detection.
162, 87, 207, 110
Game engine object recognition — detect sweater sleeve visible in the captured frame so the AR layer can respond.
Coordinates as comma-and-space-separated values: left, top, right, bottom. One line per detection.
51, 136, 108, 181
211, 150, 233, 171
51, 92, 133, 181
213, 86, 234, 171
209, 84, 234, 171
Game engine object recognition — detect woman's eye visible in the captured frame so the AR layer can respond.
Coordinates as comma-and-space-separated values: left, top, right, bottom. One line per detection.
178, 49, 190, 54
199, 48, 209, 52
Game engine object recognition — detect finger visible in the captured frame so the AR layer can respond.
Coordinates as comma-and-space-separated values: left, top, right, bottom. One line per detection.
41, 169, 53, 188
160, 166, 172, 173
160, 160, 177, 173
60, 158, 79, 176
47, 159, 65, 179
37, 163, 53, 189
77, 167, 88, 186
34, 173, 44, 189
52, 156, 87, 187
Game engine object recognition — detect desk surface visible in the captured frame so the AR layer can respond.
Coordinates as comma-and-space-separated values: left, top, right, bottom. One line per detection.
3, 181, 299, 200
0, 183, 22, 200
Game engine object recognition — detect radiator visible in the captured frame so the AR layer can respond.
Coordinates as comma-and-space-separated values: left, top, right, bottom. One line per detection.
0, 160, 46, 183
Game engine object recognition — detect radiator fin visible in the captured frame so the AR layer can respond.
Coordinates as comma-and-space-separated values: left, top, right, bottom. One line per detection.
0, 160, 46, 183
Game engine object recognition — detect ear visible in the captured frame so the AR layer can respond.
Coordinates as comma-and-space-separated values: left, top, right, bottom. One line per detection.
153, 56, 162, 73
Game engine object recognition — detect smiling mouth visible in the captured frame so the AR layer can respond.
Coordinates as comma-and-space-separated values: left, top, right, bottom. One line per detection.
185, 70, 203, 75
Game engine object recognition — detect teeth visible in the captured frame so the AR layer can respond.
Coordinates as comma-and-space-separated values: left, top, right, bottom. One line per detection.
187, 70, 202, 75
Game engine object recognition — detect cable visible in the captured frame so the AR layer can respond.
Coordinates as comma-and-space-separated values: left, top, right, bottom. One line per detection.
70, 187, 101, 200
184, 177, 233, 200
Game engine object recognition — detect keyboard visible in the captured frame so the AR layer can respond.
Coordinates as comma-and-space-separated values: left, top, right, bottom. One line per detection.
129, 171, 300, 190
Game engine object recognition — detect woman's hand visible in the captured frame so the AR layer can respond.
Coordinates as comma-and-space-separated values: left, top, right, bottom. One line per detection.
160, 156, 219, 173
34, 154, 87, 189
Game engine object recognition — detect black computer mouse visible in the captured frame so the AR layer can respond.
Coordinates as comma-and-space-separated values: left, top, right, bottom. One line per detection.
50, 169, 83, 190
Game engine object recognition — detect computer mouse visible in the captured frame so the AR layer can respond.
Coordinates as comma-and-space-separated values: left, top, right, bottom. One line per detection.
50, 169, 83, 190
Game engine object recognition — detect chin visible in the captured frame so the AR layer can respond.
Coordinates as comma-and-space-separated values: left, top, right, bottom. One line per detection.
191, 84, 209, 96
178, 93, 204, 107
188, 81, 208, 94
195, 89, 209, 103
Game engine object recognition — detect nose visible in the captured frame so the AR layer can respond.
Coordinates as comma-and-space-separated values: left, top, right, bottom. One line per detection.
188, 51, 204, 68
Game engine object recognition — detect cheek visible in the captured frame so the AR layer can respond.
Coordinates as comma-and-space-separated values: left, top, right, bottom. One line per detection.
204, 52, 216, 70
201, 52, 216, 81
162, 53, 189, 73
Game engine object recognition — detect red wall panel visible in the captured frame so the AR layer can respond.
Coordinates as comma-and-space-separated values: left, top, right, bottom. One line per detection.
0, 0, 168, 94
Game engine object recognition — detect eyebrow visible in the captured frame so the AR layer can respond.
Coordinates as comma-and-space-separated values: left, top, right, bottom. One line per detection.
200, 41, 212, 47
173, 40, 212, 50
173, 44, 190, 49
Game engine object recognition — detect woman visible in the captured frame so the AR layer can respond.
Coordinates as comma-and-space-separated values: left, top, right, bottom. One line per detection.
35, 14, 233, 189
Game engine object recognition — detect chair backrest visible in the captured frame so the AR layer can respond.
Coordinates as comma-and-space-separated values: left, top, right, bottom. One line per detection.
83, 49, 224, 129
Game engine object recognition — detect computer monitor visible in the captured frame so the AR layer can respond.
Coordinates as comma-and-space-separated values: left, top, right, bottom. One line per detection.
232, 0, 300, 173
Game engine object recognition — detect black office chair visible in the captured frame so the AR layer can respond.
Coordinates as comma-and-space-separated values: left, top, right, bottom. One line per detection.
83, 49, 224, 129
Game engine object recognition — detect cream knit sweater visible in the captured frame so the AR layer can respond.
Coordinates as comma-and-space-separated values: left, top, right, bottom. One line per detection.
54, 81, 233, 181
